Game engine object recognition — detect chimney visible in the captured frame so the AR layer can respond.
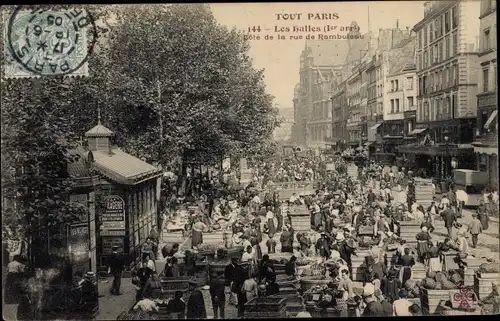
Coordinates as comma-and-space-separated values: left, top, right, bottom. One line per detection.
396, 19, 399, 29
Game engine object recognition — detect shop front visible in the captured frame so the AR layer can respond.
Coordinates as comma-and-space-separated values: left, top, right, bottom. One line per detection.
83, 119, 163, 269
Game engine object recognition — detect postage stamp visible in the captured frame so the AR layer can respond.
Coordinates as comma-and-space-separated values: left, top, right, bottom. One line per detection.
4, 7, 97, 78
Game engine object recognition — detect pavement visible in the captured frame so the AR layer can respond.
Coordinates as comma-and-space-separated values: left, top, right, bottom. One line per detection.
3, 207, 497, 321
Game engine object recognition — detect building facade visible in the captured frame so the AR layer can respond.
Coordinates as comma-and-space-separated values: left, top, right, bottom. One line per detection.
346, 65, 363, 147
294, 40, 350, 149
472, 0, 497, 190
331, 79, 348, 149
399, 0, 480, 181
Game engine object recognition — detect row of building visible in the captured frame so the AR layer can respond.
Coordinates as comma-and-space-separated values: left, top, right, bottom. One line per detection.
291, 0, 497, 189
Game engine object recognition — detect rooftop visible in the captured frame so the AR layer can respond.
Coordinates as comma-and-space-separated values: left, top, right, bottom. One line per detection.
388, 36, 416, 76
304, 39, 350, 66
85, 123, 114, 137
92, 148, 162, 185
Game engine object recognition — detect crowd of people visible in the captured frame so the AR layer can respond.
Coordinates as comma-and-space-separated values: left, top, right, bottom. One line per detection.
124, 152, 499, 318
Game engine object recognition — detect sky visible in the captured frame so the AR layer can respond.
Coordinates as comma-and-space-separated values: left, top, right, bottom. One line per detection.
211, 1, 426, 109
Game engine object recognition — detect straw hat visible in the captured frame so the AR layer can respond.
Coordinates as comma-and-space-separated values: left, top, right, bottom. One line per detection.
421, 226, 428, 233
336, 234, 345, 241
362, 283, 375, 297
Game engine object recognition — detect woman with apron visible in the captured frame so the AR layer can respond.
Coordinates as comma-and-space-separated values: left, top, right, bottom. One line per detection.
191, 217, 207, 249
265, 207, 276, 238
415, 226, 431, 264
427, 239, 442, 274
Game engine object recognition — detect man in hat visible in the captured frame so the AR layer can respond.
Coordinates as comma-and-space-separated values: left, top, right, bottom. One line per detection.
361, 283, 384, 316
339, 237, 357, 277
468, 213, 483, 248
440, 205, 457, 237
315, 233, 331, 260
108, 245, 125, 295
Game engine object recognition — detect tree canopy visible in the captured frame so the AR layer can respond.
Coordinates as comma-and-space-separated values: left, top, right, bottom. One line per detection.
1, 4, 279, 247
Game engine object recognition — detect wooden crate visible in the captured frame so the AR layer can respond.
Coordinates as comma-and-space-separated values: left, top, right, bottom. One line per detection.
464, 269, 475, 286
203, 231, 224, 245
411, 265, 426, 281
441, 251, 460, 271
420, 288, 452, 315
270, 294, 303, 306
474, 272, 500, 300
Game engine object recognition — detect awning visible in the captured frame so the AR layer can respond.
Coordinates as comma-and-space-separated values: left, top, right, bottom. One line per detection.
409, 128, 428, 135
474, 146, 498, 155
370, 123, 382, 130
484, 110, 498, 129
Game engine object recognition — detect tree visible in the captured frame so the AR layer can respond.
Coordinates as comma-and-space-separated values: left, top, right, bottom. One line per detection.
103, 4, 279, 166
1, 78, 88, 266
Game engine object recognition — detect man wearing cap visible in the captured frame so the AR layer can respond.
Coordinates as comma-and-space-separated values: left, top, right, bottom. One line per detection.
468, 213, 483, 248
361, 283, 384, 316
109, 245, 125, 295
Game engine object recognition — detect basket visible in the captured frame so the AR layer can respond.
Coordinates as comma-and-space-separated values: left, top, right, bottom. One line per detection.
244, 296, 287, 312
299, 278, 330, 291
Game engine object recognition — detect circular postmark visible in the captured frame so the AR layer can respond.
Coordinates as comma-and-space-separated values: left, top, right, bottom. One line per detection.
7, 6, 97, 76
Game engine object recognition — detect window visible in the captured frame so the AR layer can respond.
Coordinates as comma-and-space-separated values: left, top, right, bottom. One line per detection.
429, 47, 433, 65
450, 65, 454, 85
395, 80, 399, 91
408, 97, 414, 108
435, 18, 441, 38
430, 23, 434, 42
444, 67, 449, 87
434, 44, 439, 63
418, 55, 422, 71
452, 32, 458, 55
455, 64, 459, 85
451, 7, 457, 29
444, 35, 450, 59
483, 68, 489, 92
407, 77, 414, 90
418, 30, 422, 49
391, 99, 395, 113
444, 11, 450, 33
391, 80, 394, 91
424, 102, 430, 120
494, 65, 497, 88
439, 42, 443, 62
418, 101, 423, 121
452, 93, 457, 118
484, 29, 491, 51
396, 99, 400, 113
424, 26, 428, 46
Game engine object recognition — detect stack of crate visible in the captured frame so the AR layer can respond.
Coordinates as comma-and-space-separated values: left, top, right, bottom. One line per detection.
414, 178, 435, 208
347, 164, 358, 179
158, 276, 193, 301
351, 248, 371, 282
411, 262, 427, 281
271, 278, 304, 317
399, 221, 421, 247
474, 272, 499, 300
244, 297, 287, 319
464, 257, 487, 286
203, 230, 225, 245
420, 289, 452, 315
288, 204, 311, 232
